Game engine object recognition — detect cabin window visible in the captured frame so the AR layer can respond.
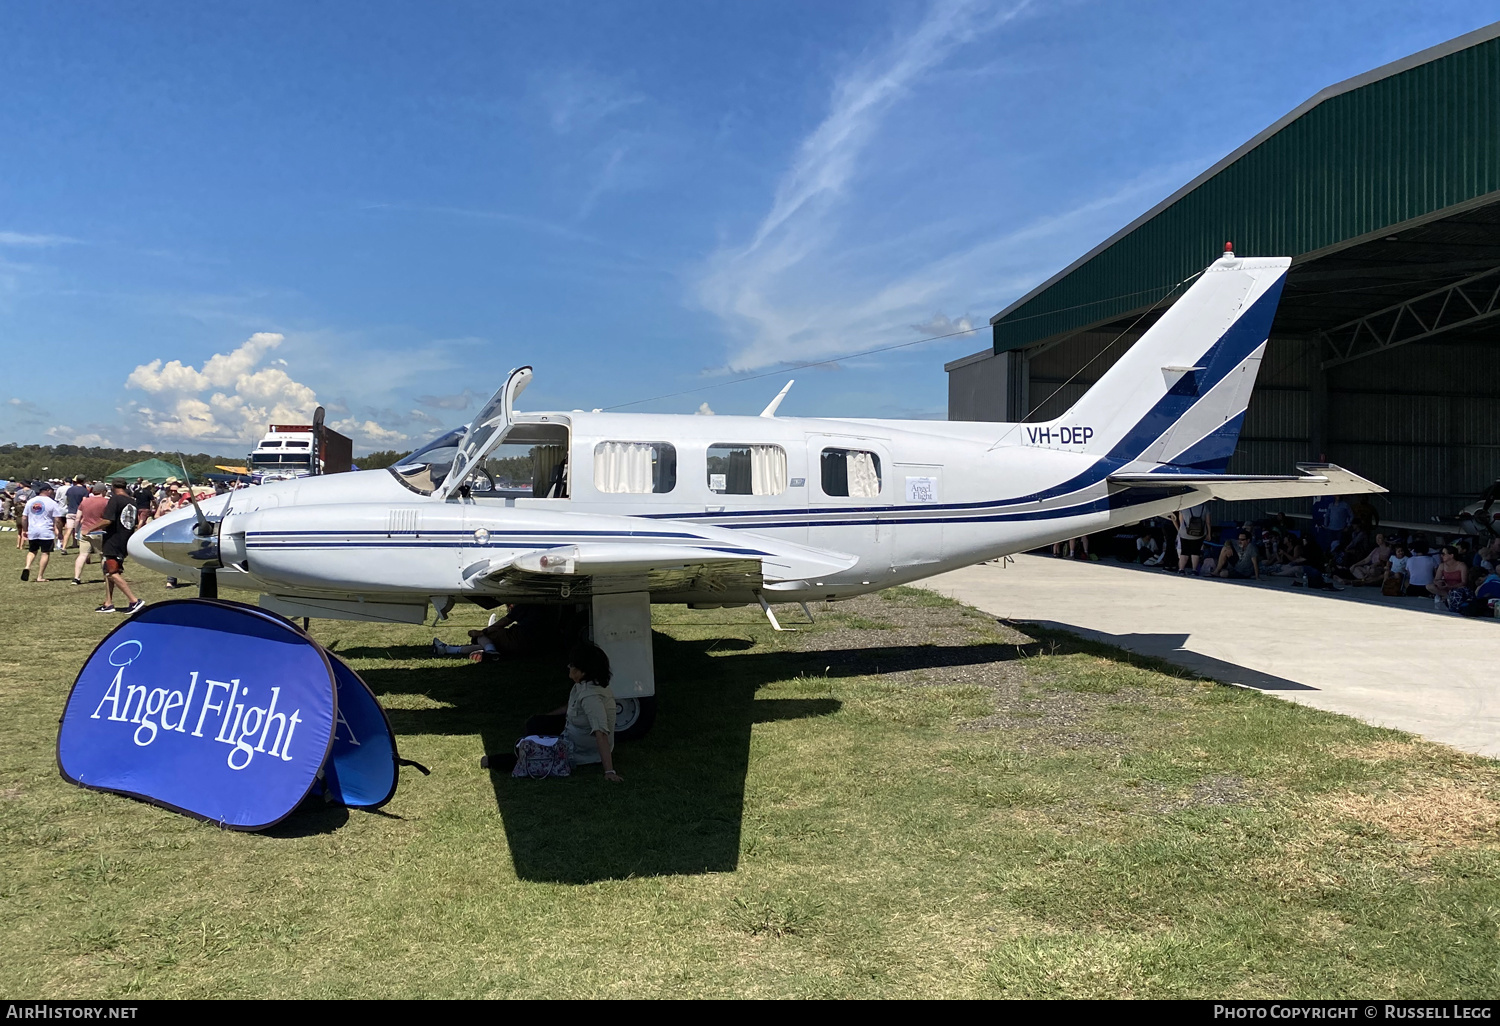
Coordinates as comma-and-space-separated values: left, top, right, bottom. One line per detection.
706, 444, 787, 495
820, 448, 881, 498
594, 441, 677, 494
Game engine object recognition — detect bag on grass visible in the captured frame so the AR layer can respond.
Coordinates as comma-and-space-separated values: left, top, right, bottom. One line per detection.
513, 735, 571, 779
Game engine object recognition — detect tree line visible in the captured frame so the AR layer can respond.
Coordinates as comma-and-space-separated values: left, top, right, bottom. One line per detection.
0, 442, 418, 482
0, 443, 242, 483
353, 450, 407, 470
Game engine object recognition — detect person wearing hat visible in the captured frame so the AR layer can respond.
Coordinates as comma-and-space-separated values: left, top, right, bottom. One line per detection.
20, 482, 64, 582
155, 481, 181, 518
96, 479, 144, 614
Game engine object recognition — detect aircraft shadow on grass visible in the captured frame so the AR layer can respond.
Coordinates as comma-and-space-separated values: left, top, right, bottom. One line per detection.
267, 626, 1305, 862
1030, 624, 1317, 692
337, 632, 1054, 885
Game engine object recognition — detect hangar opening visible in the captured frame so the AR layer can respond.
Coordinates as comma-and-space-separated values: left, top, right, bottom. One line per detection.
947, 22, 1500, 526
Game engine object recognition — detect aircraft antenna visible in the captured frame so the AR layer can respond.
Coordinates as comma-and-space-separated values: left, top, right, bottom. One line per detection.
759, 380, 795, 417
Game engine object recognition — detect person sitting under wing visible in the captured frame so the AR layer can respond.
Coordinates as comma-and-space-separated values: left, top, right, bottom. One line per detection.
432, 603, 554, 662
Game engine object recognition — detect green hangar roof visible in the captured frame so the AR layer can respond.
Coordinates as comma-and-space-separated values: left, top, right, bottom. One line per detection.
991, 21, 1500, 357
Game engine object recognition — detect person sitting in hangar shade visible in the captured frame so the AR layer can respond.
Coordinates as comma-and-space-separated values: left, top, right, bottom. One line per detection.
1479, 537, 1500, 572
1215, 529, 1261, 580
480, 642, 622, 782
1348, 532, 1392, 586
1404, 542, 1438, 598
1427, 546, 1467, 603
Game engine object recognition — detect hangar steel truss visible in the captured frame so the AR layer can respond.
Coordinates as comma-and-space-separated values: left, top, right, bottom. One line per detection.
1316, 264, 1500, 368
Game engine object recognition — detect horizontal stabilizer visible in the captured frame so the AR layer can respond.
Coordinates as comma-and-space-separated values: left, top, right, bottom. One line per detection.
1108, 463, 1386, 502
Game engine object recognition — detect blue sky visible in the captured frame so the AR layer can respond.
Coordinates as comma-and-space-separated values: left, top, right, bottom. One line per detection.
3, 1, 1496, 454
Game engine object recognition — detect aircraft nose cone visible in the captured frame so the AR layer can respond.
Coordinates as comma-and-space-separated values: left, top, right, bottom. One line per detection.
139, 513, 221, 567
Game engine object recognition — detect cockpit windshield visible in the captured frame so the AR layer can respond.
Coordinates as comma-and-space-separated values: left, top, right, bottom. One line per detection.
389, 419, 572, 498
389, 428, 464, 495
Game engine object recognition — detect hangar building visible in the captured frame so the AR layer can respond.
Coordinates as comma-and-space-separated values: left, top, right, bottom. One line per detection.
947, 22, 1500, 525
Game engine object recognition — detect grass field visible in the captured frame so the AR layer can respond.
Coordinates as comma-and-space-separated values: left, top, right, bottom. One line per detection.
1, 535, 1498, 998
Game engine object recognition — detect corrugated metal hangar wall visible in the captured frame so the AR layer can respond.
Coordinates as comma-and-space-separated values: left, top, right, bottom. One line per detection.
948, 23, 1500, 527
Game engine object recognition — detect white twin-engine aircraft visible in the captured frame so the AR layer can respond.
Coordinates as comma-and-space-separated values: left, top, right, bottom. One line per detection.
131, 251, 1382, 731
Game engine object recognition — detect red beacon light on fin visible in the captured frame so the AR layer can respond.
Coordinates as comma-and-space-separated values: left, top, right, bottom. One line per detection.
1223, 241, 1235, 257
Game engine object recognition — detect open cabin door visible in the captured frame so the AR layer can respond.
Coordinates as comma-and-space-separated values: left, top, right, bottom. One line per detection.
433, 366, 532, 501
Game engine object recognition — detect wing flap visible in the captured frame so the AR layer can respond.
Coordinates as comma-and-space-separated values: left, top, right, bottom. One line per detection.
460, 538, 857, 597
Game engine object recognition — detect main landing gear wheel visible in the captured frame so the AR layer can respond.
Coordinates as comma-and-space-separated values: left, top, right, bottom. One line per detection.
614, 696, 657, 741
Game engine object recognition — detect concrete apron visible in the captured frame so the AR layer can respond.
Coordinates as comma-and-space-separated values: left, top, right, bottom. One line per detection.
923, 554, 1498, 759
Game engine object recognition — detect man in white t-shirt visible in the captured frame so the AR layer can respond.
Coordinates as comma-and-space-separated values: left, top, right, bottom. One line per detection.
21, 482, 64, 582
1405, 545, 1438, 597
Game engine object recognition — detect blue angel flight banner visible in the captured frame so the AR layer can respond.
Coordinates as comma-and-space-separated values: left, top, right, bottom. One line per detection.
57, 599, 415, 831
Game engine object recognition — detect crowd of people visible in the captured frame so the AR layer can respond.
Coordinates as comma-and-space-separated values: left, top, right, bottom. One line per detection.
1116, 493, 1500, 616
2, 474, 235, 611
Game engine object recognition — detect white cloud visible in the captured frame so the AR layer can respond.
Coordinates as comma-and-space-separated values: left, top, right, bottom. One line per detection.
576, 144, 629, 221
534, 68, 644, 135
696, 0, 1029, 371
0, 231, 80, 247
127, 331, 285, 394
416, 388, 478, 411
910, 313, 976, 337
7, 397, 45, 419
123, 332, 404, 450
331, 418, 409, 446
695, 402, 716, 416
694, 21, 1198, 380
47, 425, 116, 447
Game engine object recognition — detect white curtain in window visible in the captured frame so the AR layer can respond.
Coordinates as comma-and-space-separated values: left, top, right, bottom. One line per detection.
533, 445, 567, 497
594, 442, 655, 494
847, 451, 880, 498
749, 444, 787, 495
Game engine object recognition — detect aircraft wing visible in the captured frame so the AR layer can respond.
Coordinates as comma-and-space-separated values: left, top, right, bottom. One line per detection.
1107, 463, 1385, 502
459, 539, 859, 599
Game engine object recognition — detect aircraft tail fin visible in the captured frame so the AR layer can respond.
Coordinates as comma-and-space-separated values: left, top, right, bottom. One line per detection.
1050, 250, 1290, 471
